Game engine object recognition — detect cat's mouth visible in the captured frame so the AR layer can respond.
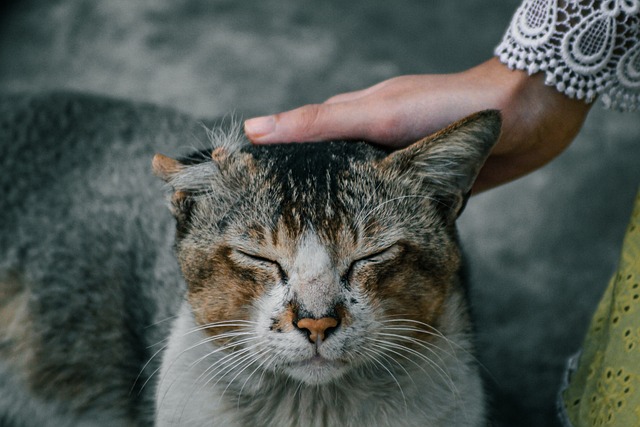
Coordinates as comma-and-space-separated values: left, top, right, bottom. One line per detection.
308, 354, 343, 367
284, 355, 348, 384
290, 354, 344, 368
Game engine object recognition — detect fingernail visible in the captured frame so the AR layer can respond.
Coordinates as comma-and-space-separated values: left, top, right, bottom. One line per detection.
245, 116, 276, 139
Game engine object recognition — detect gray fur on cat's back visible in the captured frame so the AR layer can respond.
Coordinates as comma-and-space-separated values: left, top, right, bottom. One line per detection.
0, 92, 200, 426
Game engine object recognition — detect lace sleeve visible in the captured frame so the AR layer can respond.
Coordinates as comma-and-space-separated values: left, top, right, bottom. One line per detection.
495, 0, 640, 111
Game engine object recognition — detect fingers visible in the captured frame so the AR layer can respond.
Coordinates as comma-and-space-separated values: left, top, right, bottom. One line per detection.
324, 80, 391, 104
324, 91, 365, 105
243, 74, 462, 147
245, 80, 397, 144
323, 87, 375, 105
245, 102, 373, 144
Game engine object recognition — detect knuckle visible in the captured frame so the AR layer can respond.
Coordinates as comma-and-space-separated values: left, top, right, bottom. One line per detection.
371, 115, 404, 144
297, 104, 323, 131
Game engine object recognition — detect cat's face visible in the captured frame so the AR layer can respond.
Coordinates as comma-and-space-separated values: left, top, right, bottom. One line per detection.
154, 111, 500, 386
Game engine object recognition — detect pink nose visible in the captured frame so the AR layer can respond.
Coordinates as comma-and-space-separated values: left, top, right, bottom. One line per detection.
296, 317, 339, 343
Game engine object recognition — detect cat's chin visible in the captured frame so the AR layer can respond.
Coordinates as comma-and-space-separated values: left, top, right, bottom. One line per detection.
284, 356, 349, 385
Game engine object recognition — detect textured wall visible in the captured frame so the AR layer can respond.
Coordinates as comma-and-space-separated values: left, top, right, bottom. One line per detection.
2, 1, 639, 426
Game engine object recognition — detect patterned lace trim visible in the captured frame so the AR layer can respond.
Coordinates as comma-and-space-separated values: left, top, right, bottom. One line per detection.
495, 0, 640, 111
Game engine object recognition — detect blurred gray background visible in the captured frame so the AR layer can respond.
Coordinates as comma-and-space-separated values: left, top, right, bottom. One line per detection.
1, 1, 639, 426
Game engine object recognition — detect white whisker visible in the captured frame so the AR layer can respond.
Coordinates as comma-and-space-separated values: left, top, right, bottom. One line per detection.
202, 350, 263, 401
219, 348, 270, 402
189, 336, 257, 370
237, 352, 277, 405
156, 322, 257, 415
379, 318, 464, 355
357, 347, 408, 413
376, 331, 455, 361
131, 341, 171, 396
367, 337, 459, 400
144, 314, 180, 329
173, 341, 262, 425
366, 342, 415, 380
195, 343, 258, 386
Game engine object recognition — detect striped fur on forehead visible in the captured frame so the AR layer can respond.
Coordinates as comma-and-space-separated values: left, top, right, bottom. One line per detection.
245, 141, 385, 223
156, 111, 501, 255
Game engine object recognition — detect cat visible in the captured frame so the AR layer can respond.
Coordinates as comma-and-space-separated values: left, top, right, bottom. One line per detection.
152, 109, 501, 426
0, 92, 193, 426
0, 92, 500, 427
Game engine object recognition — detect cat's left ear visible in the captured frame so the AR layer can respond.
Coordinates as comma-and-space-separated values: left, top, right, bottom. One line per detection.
378, 110, 501, 219
152, 153, 193, 224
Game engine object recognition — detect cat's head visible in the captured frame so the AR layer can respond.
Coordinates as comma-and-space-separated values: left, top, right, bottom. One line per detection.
153, 111, 500, 385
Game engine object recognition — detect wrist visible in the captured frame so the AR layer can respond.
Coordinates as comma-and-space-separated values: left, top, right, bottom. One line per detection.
467, 57, 593, 191
475, 57, 592, 156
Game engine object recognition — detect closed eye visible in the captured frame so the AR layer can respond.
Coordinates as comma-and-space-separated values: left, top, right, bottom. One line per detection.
346, 244, 399, 281
232, 249, 288, 281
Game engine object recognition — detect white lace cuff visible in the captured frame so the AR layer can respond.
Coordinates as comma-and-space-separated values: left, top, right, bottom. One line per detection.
495, 0, 640, 111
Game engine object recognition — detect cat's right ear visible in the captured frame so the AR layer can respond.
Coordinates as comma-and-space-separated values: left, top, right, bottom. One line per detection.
152, 153, 185, 182
377, 110, 501, 220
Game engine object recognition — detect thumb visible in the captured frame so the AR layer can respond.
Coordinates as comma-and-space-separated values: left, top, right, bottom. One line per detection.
244, 103, 371, 144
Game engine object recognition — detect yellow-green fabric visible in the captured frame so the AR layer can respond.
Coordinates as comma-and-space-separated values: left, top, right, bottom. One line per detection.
562, 190, 640, 426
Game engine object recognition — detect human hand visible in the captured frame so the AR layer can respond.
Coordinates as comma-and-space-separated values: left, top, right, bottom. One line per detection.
244, 58, 592, 192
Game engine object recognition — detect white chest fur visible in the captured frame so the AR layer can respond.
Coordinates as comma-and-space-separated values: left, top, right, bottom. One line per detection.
155, 297, 484, 427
